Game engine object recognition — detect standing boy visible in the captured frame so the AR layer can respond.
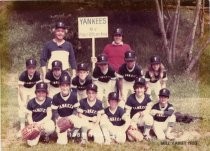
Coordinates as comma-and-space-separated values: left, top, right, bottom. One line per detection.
145, 55, 167, 100
117, 51, 143, 102
40, 21, 77, 80
44, 60, 63, 98
17, 58, 41, 136
72, 63, 92, 101
92, 54, 116, 107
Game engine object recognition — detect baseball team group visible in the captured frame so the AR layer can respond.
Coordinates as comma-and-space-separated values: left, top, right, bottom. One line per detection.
17, 21, 176, 146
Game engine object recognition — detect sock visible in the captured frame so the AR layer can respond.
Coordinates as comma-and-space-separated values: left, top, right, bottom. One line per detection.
144, 125, 151, 136
20, 118, 25, 130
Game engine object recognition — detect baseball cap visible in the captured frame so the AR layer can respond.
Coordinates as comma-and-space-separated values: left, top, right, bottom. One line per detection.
125, 51, 136, 61
86, 83, 97, 92
97, 54, 108, 65
59, 72, 71, 84
133, 77, 146, 89
113, 27, 123, 36
55, 21, 66, 29
77, 63, 89, 71
150, 55, 161, 64
26, 58, 37, 67
35, 82, 48, 93
52, 60, 62, 70
108, 92, 119, 102
159, 88, 170, 97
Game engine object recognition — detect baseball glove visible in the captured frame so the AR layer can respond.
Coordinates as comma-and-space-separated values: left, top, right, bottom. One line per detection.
126, 126, 143, 142
22, 123, 41, 140
175, 112, 184, 122
57, 117, 74, 133
175, 112, 193, 123
182, 114, 193, 123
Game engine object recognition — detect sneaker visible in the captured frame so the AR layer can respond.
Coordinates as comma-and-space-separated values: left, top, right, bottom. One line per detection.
104, 140, 111, 145
144, 134, 152, 141
166, 132, 175, 140
16, 130, 22, 138
80, 139, 88, 146
57, 137, 68, 145
42, 135, 50, 143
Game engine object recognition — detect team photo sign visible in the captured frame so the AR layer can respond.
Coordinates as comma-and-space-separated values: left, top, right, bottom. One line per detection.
78, 16, 108, 38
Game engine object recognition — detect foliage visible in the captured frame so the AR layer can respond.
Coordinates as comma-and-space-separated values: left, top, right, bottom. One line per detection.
0, 2, 12, 71
1, 2, 210, 150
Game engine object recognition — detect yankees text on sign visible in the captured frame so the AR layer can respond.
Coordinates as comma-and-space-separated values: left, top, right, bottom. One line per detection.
78, 16, 108, 38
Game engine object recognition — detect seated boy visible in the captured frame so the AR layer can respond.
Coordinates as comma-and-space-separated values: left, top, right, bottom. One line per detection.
125, 77, 153, 141
77, 84, 104, 145
25, 82, 55, 146
100, 92, 130, 144
151, 88, 176, 140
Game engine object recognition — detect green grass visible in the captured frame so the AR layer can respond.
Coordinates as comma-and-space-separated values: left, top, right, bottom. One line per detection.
1, 2, 210, 151
1, 72, 210, 151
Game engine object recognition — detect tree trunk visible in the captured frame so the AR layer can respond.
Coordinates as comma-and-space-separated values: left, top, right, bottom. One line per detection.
185, 39, 210, 74
187, 0, 202, 61
170, 0, 180, 64
160, 0, 164, 16
155, 0, 172, 67
200, 0, 205, 37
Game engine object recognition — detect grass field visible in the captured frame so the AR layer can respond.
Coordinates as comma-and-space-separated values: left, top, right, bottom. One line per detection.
1, 2, 210, 150
1, 72, 210, 151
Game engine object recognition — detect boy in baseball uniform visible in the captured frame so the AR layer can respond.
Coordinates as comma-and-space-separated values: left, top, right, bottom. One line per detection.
51, 72, 82, 145
100, 92, 130, 144
117, 51, 143, 103
72, 63, 92, 101
145, 55, 167, 100
92, 54, 116, 107
151, 88, 176, 140
125, 77, 153, 140
17, 58, 41, 137
77, 84, 104, 145
44, 60, 64, 98
26, 82, 55, 146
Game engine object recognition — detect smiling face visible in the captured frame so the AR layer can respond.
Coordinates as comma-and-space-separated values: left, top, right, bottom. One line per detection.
54, 28, 66, 40
159, 96, 169, 106
109, 99, 118, 110
78, 70, 89, 81
87, 90, 97, 102
126, 60, 135, 69
53, 68, 62, 78
151, 63, 160, 71
98, 63, 108, 72
36, 90, 47, 102
113, 35, 123, 44
60, 83, 70, 96
135, 85, 145, 98
27, 66, 36, 76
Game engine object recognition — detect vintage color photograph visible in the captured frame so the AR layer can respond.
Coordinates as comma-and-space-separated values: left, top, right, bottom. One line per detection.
1, 0, 210, 150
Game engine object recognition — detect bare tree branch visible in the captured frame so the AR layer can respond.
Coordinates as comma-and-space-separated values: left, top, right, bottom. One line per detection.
155, 0, 172, 66
169, 0, 180, 63
187, 0, 202, 61
185, 38, 210, 74
200, 0, 205, 37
